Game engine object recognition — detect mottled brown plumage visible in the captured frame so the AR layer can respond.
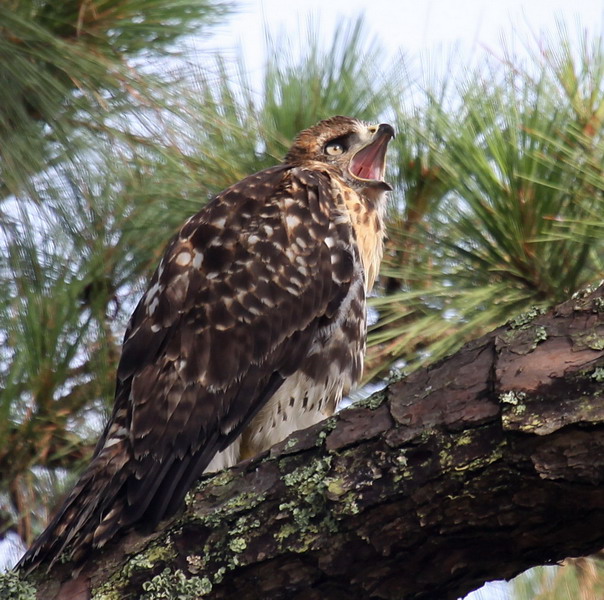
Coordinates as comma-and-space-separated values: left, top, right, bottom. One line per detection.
18, 116, 394, 573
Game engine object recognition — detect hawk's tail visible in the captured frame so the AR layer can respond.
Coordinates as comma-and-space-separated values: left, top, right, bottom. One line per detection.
16, 438, 132, 574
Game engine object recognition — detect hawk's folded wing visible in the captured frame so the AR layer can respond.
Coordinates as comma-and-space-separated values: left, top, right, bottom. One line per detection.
19, 164, 358, 570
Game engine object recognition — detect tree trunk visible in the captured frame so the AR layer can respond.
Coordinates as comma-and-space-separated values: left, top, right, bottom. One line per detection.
11, 285, 604, 600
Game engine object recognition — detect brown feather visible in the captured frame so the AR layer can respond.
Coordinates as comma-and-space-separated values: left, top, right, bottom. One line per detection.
17, 116, 393, 573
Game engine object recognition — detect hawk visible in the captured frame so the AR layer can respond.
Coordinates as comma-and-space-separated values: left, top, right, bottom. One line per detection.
18, 115, 394, 572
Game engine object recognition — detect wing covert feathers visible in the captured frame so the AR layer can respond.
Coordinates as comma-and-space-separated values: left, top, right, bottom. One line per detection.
18, 164, 363, 573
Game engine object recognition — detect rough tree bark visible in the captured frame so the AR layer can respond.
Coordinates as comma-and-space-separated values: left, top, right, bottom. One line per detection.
8, 285, 604, 600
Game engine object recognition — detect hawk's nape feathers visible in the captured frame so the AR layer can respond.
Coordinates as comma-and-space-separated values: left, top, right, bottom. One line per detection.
18, 116, 394, 572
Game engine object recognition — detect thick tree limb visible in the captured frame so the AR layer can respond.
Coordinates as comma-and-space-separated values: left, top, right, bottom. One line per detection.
13, 286, 604, 599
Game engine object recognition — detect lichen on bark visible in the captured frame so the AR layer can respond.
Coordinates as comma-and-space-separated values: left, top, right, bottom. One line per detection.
14, 285, 604, 600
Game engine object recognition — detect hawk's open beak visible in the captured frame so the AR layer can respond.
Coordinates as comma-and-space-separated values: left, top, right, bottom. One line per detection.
349, 123, 395, 188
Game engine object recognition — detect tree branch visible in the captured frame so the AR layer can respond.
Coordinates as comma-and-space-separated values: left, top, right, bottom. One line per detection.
14, 286, 604, 600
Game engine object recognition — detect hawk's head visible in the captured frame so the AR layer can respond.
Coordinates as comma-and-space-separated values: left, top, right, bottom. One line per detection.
285, 116, 395, 191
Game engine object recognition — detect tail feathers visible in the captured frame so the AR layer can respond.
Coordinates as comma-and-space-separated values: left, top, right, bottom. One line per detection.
17, 440, 131, 574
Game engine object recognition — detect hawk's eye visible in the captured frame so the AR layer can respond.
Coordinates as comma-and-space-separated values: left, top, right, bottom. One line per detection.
325, 142, 345, 156
324, 136, 349, 156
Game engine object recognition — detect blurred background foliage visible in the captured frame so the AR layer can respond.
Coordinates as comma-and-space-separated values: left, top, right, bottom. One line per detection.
0, 1, 603, 597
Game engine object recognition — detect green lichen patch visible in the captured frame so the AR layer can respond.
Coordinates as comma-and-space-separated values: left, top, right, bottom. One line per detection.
274, 501, 338, 549
502, 388, 604, 434
93, 582, 125, 600
92, 577, 123, 600
509, 306, 547, 330
500, 325, 549, 354
227, 537, 247, 553
323, 474, 358, 513
186, 554, 205, 574
568, 285, 604, 312
315, 416, 338, 447
590, 367, 604, 382
186, 470, 238, 506
390, 448, 411, 483
573, 331, 604, 351
283, 436, 299, 451
212, 567, 227, 584
502, 412, 547, 433
274, 522, 297, 542
533, 326, 548, 343
189, 490, 266, 529
123, 538, 177, 578
280, 456, 381, 520
353, 390, 386, 410
186, 497, 265, 576
436, 427, 505, 475
572, 284, 600, 298
499, 390, 527, 405
339, 495, 360, 515
282, 455, 334, 520
178, 479, 270, 579
500, 391, 536, 431
0, 570, 36, 600
91, 535, 178, 599
455, 431, 477, 447
231, 514, 260, 536
271, 455, 340, 548
325, 476, 347, 497
140, 568, 213, 599
282, 455, 332, 496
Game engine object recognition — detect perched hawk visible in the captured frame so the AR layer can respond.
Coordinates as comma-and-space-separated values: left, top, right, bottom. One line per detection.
18, 115, 394, 572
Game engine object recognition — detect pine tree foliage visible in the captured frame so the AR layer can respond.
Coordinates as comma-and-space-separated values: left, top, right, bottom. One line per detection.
367, 28, 604, 379
0, 3, 603, 596
511, 554, 604, 600
0, 0, 230, 558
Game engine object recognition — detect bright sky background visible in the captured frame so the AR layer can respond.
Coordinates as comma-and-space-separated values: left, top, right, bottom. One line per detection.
3, 2, 603, 596
209, 0, 604, 76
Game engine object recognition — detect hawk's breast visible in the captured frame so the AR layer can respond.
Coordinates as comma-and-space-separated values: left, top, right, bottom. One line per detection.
238, 173, 374, 460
